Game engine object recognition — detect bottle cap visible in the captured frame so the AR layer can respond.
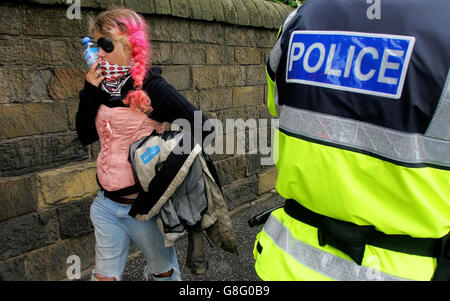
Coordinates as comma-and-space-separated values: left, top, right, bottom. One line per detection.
82, 37, 91, 45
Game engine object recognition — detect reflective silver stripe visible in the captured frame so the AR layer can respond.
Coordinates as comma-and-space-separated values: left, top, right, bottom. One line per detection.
268, 38, 282, 75
278, 105, 450, 168
268, 7, 299, 76
426, 69, 450, 141
263, 215, 411, 281
282, 7, 299, 30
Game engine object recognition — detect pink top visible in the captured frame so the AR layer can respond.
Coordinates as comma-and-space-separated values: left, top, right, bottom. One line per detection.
95, 104, 165, 192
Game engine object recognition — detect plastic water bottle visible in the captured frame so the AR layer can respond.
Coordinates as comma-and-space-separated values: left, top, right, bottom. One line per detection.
82, 37, 98, 67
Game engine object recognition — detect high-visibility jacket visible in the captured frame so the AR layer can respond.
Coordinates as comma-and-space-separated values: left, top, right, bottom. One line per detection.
254, 0, 450, 281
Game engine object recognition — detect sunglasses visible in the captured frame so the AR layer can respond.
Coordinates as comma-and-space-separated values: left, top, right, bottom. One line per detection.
95, 37, 115, 53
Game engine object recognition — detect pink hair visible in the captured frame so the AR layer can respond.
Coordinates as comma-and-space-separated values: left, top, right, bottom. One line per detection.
119, 14, 152, 114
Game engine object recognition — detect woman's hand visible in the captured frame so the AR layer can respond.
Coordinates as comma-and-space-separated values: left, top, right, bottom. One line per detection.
85, 59, 105, 87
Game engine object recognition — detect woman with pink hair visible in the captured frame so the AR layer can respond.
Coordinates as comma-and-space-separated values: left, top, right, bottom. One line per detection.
76, 7, 213, 281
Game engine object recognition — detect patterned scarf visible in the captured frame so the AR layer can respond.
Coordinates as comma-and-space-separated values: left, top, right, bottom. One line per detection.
100, 60, 133, 101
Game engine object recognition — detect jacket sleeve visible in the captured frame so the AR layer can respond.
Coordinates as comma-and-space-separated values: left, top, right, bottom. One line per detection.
76, 81, 104, 146
144, 68, 215, 147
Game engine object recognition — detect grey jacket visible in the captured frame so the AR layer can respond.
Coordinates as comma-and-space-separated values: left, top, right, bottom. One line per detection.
129, 130, 238, 275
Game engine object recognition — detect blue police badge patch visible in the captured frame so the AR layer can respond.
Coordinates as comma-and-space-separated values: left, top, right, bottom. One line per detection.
286, 31, 415, 99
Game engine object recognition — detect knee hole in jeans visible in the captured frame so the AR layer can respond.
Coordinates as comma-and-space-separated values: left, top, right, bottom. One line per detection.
153, 268, 173, 278
93, 273, 117, 281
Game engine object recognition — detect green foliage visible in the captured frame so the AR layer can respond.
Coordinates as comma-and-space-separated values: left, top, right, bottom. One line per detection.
267, 0, 305, 8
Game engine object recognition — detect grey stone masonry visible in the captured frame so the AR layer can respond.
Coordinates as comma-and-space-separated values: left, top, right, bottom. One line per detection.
13, 0, 291, 29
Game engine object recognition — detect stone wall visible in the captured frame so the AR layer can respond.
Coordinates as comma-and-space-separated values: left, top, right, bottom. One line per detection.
0, 0, 291, 280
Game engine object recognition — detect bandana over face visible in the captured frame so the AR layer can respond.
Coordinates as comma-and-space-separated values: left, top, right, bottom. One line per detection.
100, 59, 133, 101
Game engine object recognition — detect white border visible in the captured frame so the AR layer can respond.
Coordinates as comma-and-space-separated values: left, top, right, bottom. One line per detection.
285, 30, 416, 99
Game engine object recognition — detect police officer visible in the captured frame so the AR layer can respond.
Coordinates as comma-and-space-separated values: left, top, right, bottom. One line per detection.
253, 0, 449, 281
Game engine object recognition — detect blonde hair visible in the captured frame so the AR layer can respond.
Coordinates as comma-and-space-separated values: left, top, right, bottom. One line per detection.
89, 7, 153, 113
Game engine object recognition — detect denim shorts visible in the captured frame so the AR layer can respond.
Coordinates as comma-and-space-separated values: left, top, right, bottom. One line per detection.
89, 190, 181, 281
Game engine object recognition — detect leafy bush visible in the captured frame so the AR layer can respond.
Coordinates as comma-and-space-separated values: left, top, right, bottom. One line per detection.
267, 0, 305, 8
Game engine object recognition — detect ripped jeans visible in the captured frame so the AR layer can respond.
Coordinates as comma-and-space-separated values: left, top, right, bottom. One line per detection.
90, 190, 181, 281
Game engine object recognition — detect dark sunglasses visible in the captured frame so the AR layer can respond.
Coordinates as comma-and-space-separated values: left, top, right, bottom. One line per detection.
95, 37, 115, 53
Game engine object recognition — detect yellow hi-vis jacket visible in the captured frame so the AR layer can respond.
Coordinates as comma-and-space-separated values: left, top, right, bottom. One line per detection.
254, 0, 450, 281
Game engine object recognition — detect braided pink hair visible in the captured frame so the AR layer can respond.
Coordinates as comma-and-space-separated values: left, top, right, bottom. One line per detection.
121, 15, 152, 114
92, 7, 153, 114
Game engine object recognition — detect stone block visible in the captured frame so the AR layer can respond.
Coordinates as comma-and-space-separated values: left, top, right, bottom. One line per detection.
22, 244, 51, 281
23, 6, 86, 37
172, 44, 206, 65
41, 39, 71, 66
0, 5, 21, 35
198, 0, 214, 21
258, 168, 278, 195
271, 2, 290, 22
222, 175, 258, 209
0, 103, 68, 140
192, 66, 218, 90
221, 0, 238, 25
246, 65, 266, 86
206, 45, 234, 65
216, 106, 260, 133
217, 66, 246, 87
66, 99, 78, 130
30, 69, 53, 102
0, 255, 26, 281
161, 66, 192, 91
12, 0, 62, 5
264, 0, 284, 29
245, 153, 261, 176
232, 86, 264, 108
124, 0, 156, 14
225, 26, 256, 47
154, 0, 172, 15
46, 234, 95, 280
188, 0, 202, 19
190, 22, 225, 44
214, 155, 247, 186
0, 38, 67, 66
255, 29, 278, 48
36, 162, 98, 208
0, 175, 38, 222
235, 47, 261, 65
197, 88, 233, 112
0, 67, 53, 104
0, 132, 89, 177
48, 68, 85, 100
96, 0, 123, 8
0, 210, 59, 261
251, 0, 273, 29
236, 127, 259, 157
14, 233, 95, 280
0, 67, 28, 104
231, 0, 250, 26
151, 42, 172, 65
204, 131, 235, 161
148, 17, 190, 43
171, 0, 190, 18
57, 198, 94, 239
160, 65, 191, 91
65, 37, 89, 68
209, 0, 225, 22
241, 0, 262, 27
